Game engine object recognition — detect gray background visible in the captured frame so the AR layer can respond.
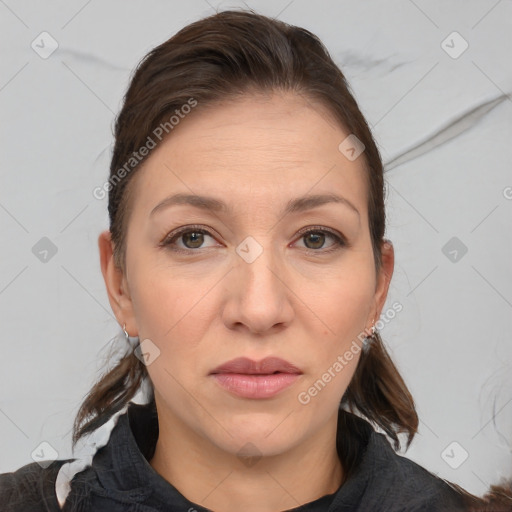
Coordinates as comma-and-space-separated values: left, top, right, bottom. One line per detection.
1, 0, 511, 496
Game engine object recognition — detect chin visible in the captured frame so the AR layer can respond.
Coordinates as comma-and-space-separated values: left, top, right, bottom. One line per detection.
210, 413, 304, 458
217, 434, 297, 461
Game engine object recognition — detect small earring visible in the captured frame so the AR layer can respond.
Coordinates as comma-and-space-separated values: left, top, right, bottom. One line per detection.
362, 319, 377, 353
122, 323, 140, 347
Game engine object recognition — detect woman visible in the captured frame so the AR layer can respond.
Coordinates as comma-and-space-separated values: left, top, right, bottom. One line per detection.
0, 9, 508, 512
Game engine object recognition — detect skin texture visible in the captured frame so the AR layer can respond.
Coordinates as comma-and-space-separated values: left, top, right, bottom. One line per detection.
99, 91, 394, 512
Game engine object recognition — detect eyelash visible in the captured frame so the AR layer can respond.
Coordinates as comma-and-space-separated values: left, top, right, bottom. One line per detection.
159, 224, 347, 255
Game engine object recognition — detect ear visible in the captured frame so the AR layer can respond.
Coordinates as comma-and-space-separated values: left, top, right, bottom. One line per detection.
366, 239, 394, 333
98, 230, 138, 336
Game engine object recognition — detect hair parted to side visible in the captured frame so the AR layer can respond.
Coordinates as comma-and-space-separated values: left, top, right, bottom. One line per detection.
72, 9, 418, 461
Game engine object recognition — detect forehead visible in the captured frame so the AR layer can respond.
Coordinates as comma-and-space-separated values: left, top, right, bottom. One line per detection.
130, 91, 368, 218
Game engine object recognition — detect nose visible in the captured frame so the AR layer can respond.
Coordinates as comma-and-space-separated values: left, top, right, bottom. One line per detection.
221, 240, 295, 335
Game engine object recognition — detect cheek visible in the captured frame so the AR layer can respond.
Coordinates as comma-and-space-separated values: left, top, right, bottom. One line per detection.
296, 280, 371, 411
306, 257, 375, 389
313, 257, 375, 338
130, 271, 212, 410
313, 285, 369, 379
326, 280, 372, 338
128, 243, 193, 325
129, 257, 219, 370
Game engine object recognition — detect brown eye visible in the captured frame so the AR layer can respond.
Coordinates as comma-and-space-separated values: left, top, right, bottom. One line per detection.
161, 226, 217, 253
296, 228, 346, 253
303, 231, 326, 250
181, 231, 205, 249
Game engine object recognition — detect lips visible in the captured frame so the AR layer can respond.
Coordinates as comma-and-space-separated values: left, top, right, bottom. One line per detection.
210, 356, 302, 375
210, 357, 303, 399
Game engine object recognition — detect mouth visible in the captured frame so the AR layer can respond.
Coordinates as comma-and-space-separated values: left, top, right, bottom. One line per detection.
209, 357, 302, 399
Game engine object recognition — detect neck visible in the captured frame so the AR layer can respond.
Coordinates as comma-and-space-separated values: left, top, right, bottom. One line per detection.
149, 406, 344, 512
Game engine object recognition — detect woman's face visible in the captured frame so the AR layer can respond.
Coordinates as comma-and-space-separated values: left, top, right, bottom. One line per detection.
102, 91, 393, 458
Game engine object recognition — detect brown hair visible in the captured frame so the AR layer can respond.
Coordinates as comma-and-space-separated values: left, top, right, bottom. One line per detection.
73, 9, 418, 469
454, 479, 512, 511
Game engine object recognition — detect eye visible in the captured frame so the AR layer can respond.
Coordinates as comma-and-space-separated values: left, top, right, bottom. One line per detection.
294, 227, 347, 253
160, 225, 219, 253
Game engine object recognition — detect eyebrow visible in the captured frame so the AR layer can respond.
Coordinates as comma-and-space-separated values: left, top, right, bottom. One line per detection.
150, 192, 360, 219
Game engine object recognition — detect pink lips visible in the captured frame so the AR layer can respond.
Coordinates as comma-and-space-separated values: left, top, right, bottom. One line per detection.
210, 356, 302, 399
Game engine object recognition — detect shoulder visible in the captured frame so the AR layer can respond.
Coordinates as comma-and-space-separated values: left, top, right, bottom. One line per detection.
336, 412, 469, 510
367, 431, 468, 511
0, 459, 73, 512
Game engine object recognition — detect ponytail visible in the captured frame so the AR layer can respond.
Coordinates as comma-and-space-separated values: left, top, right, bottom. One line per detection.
71, 340, 151, 447
342, 331, 418, 451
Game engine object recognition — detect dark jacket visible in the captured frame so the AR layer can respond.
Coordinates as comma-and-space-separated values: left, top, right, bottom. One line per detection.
0, 399, 468, 511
